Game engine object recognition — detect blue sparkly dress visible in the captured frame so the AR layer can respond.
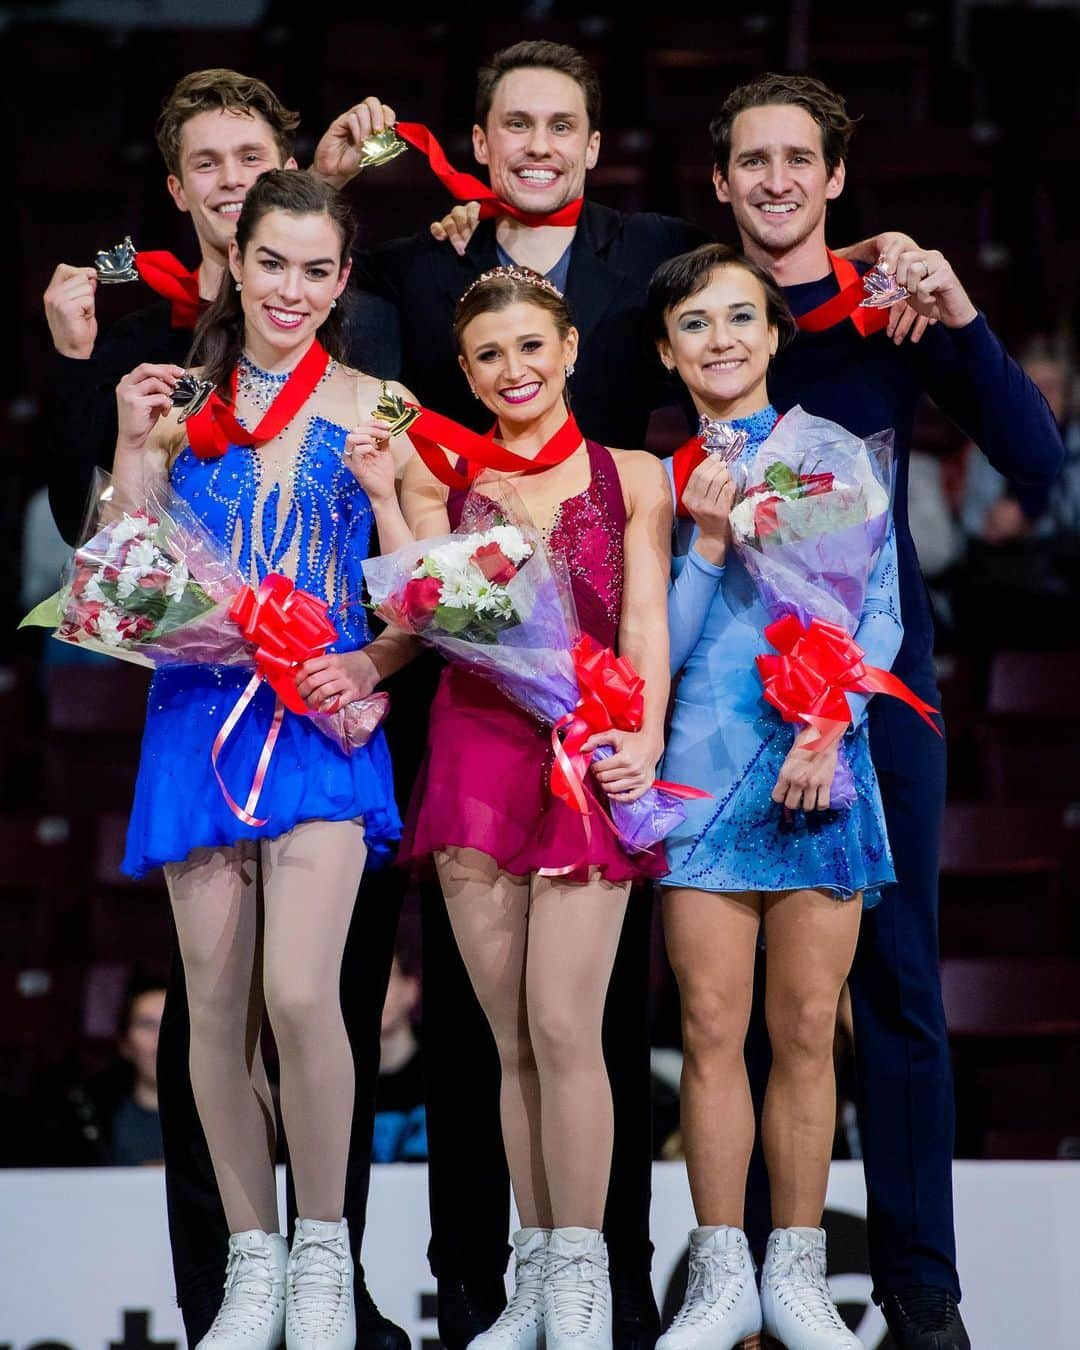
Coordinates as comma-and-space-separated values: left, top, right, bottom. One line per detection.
660, 405, 898, 903
122, 358, 401, 879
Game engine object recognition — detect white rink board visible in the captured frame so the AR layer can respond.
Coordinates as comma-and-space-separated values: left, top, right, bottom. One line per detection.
0, 1161, 1077, 1348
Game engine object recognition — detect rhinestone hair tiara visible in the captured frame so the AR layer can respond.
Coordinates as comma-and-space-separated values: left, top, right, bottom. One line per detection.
459, 265, 564, 304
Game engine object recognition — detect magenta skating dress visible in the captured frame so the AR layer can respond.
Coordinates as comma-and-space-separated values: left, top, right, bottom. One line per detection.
398, 439, 666, 883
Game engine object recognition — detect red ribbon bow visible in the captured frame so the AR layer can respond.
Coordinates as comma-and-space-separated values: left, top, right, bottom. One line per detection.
544, 636, 710, 876
134, 251, 205, 329
757, 614, 942, 750
211, 574, 340, 826
395, 122, 585, 229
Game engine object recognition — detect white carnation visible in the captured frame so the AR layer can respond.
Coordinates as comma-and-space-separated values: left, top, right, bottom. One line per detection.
96, 608, 126, 647
115, 567, 139, 599
84, 575, 107, 603
124, 536, 159, 576
164, 561, 190, 601
485, 525, 532, 564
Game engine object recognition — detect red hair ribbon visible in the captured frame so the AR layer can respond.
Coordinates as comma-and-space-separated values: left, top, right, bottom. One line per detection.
134, 251, 204, 329
794, 251, 890, 339
395, 122, 585, 229
542, 636, 711, 877
757, 614, 942, 751
185, 341, 330, 461
211, 573, 340, 825
407, 406, 584, 489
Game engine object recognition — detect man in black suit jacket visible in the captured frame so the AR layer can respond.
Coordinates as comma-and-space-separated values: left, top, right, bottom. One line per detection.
347, 40, 708, 1350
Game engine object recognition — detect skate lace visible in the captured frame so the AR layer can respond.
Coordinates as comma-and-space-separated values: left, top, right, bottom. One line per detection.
768, 1244, 849, 1332
547, 1250, 606, 1335
488, 1248, 547, 1333
290, 1233, 348, 1331
208, 1246, 277, 1334
671, 1247, 747, 1325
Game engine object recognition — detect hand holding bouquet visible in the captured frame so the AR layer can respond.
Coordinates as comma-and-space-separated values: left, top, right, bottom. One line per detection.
22, 473, 388, 821
727, 407, 939, 806
364, 484, 706, 862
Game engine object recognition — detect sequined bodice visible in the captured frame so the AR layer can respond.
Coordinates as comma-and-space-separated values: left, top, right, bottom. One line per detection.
449, 439, 626, 646
170, 357, 373, 650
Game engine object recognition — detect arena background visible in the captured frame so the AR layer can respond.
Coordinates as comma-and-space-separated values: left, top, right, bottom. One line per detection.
1, 2, 1079, 1347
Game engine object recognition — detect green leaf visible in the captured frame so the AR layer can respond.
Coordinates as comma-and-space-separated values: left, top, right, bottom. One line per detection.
434, 604, 473, 634
18, 591, 65, 630
763, 462, 800, 497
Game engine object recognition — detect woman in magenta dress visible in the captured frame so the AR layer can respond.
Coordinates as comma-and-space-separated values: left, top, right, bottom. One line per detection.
375, 267, 671, 1350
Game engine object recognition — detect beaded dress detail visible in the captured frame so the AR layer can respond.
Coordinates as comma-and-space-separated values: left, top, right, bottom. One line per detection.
399, 439, 665, 883
662, 405, 897, 901
122, 357, 401, 878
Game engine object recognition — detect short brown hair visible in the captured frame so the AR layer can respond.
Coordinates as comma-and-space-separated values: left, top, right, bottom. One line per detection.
475, 41, 602, 131
647, 243, 796, 352
155, 68, 300, 177
711, 73, 857, 178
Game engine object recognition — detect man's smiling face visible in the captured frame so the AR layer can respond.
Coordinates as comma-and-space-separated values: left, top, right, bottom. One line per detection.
473, 66, 600, 215
166, 107, 293, 259
713, 103, 845, 257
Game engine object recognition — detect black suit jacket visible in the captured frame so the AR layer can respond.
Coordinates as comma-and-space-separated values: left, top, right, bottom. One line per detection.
350, 200, 709, 448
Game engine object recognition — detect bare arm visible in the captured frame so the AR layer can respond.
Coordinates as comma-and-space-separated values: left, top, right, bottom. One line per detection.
584, 451, 673, 802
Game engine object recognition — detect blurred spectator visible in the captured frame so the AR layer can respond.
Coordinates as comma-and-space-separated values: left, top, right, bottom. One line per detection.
954, 334, 1079, 649
373, 950, 427, 1163
63, 970, 166, 1166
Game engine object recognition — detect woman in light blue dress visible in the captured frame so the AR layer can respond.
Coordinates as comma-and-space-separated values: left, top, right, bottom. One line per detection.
111, 171, 410, 1349
649, 246, 902, 1350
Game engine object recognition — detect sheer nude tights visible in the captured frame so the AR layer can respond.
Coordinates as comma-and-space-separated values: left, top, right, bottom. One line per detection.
435, 846, 630, 1229
164, 817, 367, 1234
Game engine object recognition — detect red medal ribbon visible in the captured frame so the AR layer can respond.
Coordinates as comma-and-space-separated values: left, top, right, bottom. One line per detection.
757, 614, 942, 750
134, 251, 205, 329
211, 573, 340, 824
186, 340, 331, 460
542, 636, 711, 876
395, 122, 585, 229
408, 406, 585, 489
794, 251, 890, 338
672, 434, 706, 519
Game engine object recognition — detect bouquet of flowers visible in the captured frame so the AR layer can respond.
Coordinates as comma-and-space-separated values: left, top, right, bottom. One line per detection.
21, 473, 388, 763
363, 484, 706, 858
727, 406, 938, 804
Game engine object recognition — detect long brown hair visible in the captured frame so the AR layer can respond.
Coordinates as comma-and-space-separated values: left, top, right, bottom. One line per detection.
190, 170, 357, 393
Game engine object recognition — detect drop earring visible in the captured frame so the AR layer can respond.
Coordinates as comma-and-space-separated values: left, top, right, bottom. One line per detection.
330, 298, 337, 309
234, 281, 242, 292
565, 363, 576, 378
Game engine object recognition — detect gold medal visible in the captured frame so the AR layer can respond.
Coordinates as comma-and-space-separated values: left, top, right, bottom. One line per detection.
358, 127, 409, 169
372, 382, 421, 438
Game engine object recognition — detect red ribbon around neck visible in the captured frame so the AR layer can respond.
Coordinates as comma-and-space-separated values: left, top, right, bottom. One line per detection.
757, 614, 942, 751
211, 573, 340, 826
794, 251, 890, 339
395, 122, 585, 229
543, 636, 710, 877
408, 406, 585, 489
186, 341, 330, 460
134, 251, 205, 329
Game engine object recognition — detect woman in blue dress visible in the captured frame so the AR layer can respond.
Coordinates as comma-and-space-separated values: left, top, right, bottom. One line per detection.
648, 245, 902, 1350
111, 171, 408, 1350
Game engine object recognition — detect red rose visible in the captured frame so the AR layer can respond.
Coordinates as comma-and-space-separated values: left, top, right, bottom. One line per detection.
381, 576, 444, 632
101, 563, 121, 583
753, 495, 784, 539
138, 569, 171, 590
79, 600, 104, 636
470, 542, 517, 585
